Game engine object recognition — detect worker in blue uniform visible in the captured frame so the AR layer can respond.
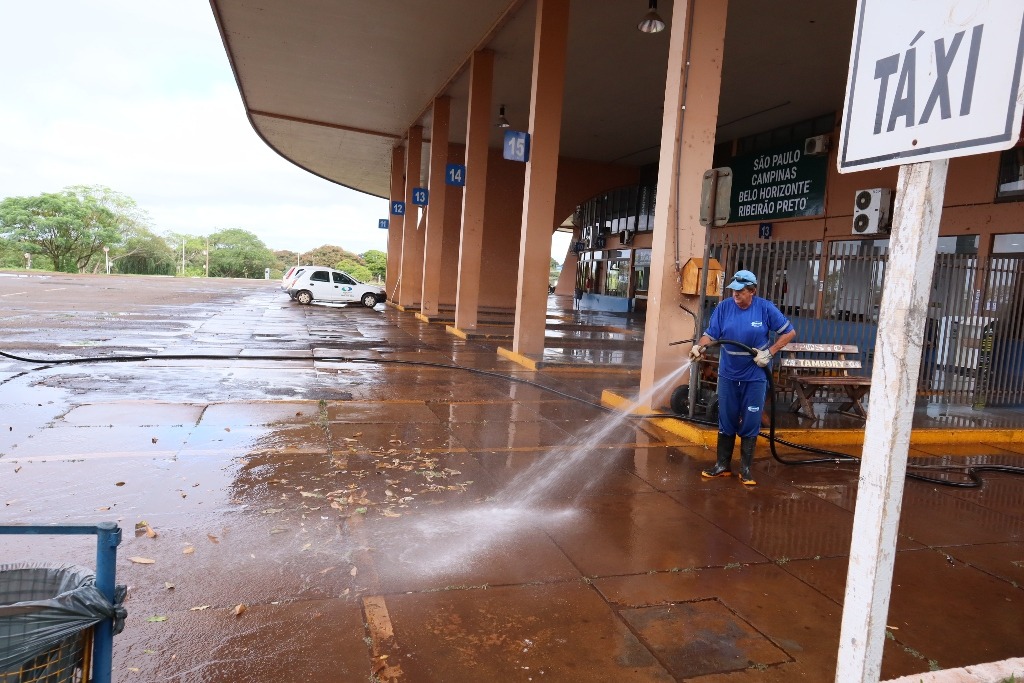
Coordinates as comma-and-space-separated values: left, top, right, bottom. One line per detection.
689, 270, 796, 485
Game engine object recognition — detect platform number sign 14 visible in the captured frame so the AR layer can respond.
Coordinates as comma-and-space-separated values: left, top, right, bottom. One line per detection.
390, 201, 406, 216
445, 164, 466, 186
503, 130, 530, 163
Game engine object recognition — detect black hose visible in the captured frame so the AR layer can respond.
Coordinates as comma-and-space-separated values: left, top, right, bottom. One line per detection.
3, 346, 1022, 488
698, 339, 1024, 489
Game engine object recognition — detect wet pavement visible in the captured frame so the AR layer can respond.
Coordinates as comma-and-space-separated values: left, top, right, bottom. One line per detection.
1, 272, 1023, 682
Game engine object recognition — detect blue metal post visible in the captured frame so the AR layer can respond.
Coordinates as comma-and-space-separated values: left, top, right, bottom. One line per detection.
92, 522, 120, 683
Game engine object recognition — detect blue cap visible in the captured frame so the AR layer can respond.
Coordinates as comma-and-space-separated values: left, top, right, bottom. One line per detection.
726, 270, 757, 291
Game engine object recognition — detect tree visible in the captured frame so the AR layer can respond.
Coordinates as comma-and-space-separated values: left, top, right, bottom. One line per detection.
335, 258, 373, 283
116, 226, 177, 275
549, 257, 561, 285
0, 190, 118, 272
361, 249, 387, 282
207, 228, 274, 278
301, 245, 359, 267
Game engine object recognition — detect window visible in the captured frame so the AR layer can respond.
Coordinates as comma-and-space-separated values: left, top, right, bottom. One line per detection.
603, 258, 630, 297
996, 147, 1024, 200
310, 270, 330, 282
333, 272, 355, 284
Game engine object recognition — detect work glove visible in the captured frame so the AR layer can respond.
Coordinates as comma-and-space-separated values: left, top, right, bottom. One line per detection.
688, 344, 704, 362
754, 348, 773, 368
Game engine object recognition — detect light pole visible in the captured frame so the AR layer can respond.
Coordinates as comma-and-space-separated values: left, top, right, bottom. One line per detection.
205, 237, 210, 277
181, 240, 186, 276
24, 252, 30, 270
103, 246, 110, 275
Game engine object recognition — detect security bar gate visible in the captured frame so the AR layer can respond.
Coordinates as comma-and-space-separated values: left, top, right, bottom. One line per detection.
707, 237, 1024, 407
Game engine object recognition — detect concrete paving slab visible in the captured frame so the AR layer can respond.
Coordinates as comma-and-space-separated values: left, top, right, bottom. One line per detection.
371, 582, 676, 681
784, 552, 1024, 672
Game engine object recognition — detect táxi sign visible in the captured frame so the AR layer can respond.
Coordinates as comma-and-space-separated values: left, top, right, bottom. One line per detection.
839, 0, 1024, 172
729, 142, 827, 223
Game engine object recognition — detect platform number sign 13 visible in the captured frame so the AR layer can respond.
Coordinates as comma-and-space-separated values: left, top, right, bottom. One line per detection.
503, 130, 530, 163
758, 222, 772, 239
445, 164, 466, 186
412, 187, 429, 206
390, 201, 406, 216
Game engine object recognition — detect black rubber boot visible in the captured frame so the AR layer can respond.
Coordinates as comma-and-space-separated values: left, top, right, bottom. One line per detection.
701, 433, 735, 478
738, 436, 758, 486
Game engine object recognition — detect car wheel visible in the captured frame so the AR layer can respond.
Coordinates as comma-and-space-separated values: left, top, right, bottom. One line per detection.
296, 290, 313, 305
361, 292, 378, 308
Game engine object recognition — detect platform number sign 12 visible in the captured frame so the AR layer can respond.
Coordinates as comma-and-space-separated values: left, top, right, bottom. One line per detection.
503, 130, 530, 163
390, 201, 406, 216
445, 164, 466, 186
412, 187, 429, 206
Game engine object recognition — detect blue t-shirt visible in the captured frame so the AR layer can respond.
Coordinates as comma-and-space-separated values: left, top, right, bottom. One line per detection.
704, 297, 793, 381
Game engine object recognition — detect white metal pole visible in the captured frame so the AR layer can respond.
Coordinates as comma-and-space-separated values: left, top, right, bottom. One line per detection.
182, 240, 186, 275
835, 159, 948, 683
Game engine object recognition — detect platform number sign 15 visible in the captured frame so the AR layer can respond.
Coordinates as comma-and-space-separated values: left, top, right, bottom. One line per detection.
391, 201, 406, 216
445, 164, 466, 186
503, 130, 530, 163
412, 187, 429, 206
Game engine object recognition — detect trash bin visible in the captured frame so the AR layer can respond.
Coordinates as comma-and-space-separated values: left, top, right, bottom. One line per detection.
0, 563, 124, 683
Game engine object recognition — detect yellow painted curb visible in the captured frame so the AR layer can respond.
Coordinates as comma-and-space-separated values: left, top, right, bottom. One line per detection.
496, 346, 538, 370
601, 390, 1024, 448
445, 325, 468, 339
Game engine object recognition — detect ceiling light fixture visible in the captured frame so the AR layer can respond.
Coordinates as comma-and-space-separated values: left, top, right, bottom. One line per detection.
637, 0, 665, 33
496, 105, 511, 128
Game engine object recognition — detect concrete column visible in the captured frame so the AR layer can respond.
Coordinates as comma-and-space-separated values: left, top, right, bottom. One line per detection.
639, 0, 728, 408
399, 125, 424, 307
454, 50, 494, 331
511, 0, 570, 356
421, 97, 450, 316
385, 145, 405, 302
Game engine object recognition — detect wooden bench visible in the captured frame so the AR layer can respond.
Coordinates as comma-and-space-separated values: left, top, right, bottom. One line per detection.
776, 343, 872, 419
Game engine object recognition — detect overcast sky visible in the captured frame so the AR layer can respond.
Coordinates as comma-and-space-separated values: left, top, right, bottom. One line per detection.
0, 1, 390, 256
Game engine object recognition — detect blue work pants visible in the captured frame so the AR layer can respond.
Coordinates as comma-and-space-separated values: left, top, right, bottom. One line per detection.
717, 378, 767, 438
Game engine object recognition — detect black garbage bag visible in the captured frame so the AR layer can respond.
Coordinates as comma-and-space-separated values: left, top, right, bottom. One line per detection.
0, 563, 127, 674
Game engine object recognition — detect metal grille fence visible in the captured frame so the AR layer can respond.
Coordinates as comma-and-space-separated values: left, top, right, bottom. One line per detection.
708, 236, 1024, 407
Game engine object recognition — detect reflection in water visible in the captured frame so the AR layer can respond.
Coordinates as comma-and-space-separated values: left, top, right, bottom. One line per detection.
381, 362, 694, 577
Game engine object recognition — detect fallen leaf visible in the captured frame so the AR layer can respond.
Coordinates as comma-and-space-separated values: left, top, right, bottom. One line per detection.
146, 526, 158, 539
262, 508, 284, 514
182, 546, 195, 555
233, 604, 247, 617
151, 437, 158, 444
301, 543, 312, 551
143, 649, 157, 655
207, 534, 219, 544
13, 466, 21, 474
189, 605, 211, 611
136, 520, 151, 529
350, 566, 358, 577
96, 506, 110, 511
382, 510, 402, 518
115, 481, 126, 487
128, 557, 156, 565
164, 582, 175, 590
340, 588, 350, 597
146, 616, 167, 622
128, 668, 141, 673
224, 427, 231, 432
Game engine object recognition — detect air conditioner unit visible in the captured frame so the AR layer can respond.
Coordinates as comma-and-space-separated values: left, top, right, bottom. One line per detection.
852, 188, 893, 234
804, 134, 830, 156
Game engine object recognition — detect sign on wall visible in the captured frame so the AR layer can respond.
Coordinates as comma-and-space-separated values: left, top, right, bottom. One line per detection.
412, 187, 429, 206
839, 0, 1024, 172
728, 142, 827, 223
378, 219, 389, 229
390, 201, 406, 216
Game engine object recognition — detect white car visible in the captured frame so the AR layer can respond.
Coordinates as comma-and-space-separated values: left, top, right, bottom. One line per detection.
285, 267, 385, 307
